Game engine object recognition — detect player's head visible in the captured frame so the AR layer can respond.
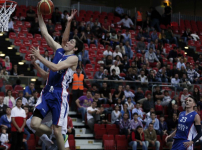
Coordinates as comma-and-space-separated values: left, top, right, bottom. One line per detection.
63, 37, 83, 55
186, 95, 196, 109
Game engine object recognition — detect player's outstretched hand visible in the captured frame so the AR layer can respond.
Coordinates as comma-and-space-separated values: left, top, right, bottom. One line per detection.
67, 9, 77, 22
30, 46, 40, 58
183, 141, 193, 148
30, 55, 36, 64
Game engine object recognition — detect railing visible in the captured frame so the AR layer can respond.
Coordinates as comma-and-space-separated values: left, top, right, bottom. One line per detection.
172, 13, 202, 25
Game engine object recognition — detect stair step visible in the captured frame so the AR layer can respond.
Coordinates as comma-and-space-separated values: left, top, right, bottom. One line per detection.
75, 139, 102, 145
72, 117, 81, 123
73, 122, 85, 126
69, 111, 77, 115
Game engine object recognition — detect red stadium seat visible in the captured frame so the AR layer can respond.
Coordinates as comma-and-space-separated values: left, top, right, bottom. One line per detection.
103, 134, 114, 140
102, 104, 110, 108
12, 91, 18, 98
115, 135, 126, 141
19, 46, 27, 54
104, 140, 116, 150
23, 39, 31, 47
9, 32, 17, 39
14, 39, 22, 46
94, 124, 105, 132
14, 85, 23, 92
26, 33, 33, 40
95, 128, 107, 139
34, 34, 42, 40
116, 140, 128, 150
0, 92, 4, 96
5, 85, 13, 91
25, 134, 36, 150
106, 128, 119, 135
106, 124, 117, 130
24, 21, 31, 28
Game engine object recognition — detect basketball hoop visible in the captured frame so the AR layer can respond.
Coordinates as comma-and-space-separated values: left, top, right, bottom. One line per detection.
0, 0, 17, 32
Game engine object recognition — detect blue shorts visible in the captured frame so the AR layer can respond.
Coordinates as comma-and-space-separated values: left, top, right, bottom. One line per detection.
35, 85, 68, 126
171, 139, 193, 150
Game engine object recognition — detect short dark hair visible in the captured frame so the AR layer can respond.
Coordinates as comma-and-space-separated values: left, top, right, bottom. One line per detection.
151, 112, 156, 116
16, 98, 22, 102
133, 113, 138, 116
86, 90, 91, 93
188, 95, 197, 104
112, 69, 116, 72
73, 36, 84, 55
30, 82, 34, 85
32, 91, 37, 95
149, 123, 153, 126
18, 91, 23, 94
160, 114, 164, 118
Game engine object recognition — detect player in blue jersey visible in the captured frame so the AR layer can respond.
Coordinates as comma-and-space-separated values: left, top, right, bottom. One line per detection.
29, 9, 83, 150
165, 96, 202, 150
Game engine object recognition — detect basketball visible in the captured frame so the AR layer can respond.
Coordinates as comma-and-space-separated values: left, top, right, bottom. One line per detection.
38, 0, 54, 15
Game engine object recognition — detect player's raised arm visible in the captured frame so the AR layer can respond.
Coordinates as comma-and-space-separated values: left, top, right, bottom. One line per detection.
62, 9, 77, 47
37, 8, 61, 50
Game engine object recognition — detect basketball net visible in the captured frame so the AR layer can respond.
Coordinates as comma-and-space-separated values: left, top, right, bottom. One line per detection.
0, 1, 17, 32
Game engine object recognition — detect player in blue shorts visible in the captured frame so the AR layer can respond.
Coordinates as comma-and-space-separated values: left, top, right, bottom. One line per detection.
165, 96, 202, 150
29, 9, 82, 150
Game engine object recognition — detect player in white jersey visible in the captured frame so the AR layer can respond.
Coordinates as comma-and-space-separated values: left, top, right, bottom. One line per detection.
29, 8, 83, 150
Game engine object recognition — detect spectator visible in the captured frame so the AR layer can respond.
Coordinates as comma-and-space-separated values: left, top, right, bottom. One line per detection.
109, 69, 122, 81
8, 18, 14, 32
142, 94, 154, 113
104, 55, 113, 72
137, 70, 148, 89
94, 66, 104, 80
112, 85, 125, 104
155, 100, 163, 115
125, 97, 134, 110
145, 48, 160, 68
132, 103, 143, 121
122, 30, 132, 45
101, 32, 111, 46
2, 56, 12, 73
121, 103, 132, 120
87, 101, 99, 131
16, 91, 28, 107
92, 22, 102, 38
67, 116, 75, 136
52, 7, 61, 24
0, 97, 7, 118
135, 87, 145, 103
119, 113, 131, 137
28, 91, 38, 108
0, 127, 10, 150
159, 29, 168, 44
115, 4, 124, 18
117, 15, 134, 29
193, 87, 200, 103
46, 19, 55, 35
168, 96, 178, 110
29, 17, 40, 35
71, 68, 84, 110
144, 123, 160, 150
81, 48, 90, 66
103, 45, 113, 58
110, 61, 120, 75
143, 16, 151, 31
92, 92, 102, 108
167, 113, 178, 134
26, 6, 36, 22
153, 86, 164, 102
99, 82, 112, 104
10, 64, 23, 76
79, 31, 87, 44
113, 46, 123, 58
97, 106, 108, 124
141, 64, 149, 76
180, 88, 190, 109
156, 67, 168, 82
40, 50, 52, 71
86, 17, 94, 28
148, 70, 157, 83
52, 31, 60, 42
115, 98, 123, 111
129, 126, 147, 150
147, 41, 155, 51
122, 55, 130, 73
168, 104, 180, 119
144, 108, 155, 123
197, 96, 202, 115
109, 31, 119, 48
23, 82, 35, 99
102, 18, 110, 33
137, 37, 146, 54
161, 90, 171, 106
165, 28, 178, 46
111, 105, 121, 125
167, 46, 178, 63
187, 64, 200, 84
144, 112, 159, 134
151, 30, 158, 42
86, 26, 98, 47
90, 84, 99, 98
0, 107, 11, 133
126, 68, 138, 82
124, 41, 133, 59
178, 66, 187, 79
10, 98, 26, 150
150, 7, 161, 32
171, 74, 182, 91
181, 28, 191, 45
117, 42, 125, 54
4, 90, 15, 109
143, 29, 151, 42
176, 58, 186, 70
130, 112, 143, 131
76, 91, 93, 123
159, 115, 168, 137
124, 85, 135, 104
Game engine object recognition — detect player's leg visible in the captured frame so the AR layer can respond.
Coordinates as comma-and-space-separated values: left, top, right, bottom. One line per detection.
53, 125, 65, 150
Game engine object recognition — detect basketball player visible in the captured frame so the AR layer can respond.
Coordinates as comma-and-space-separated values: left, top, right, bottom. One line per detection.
165, 96, 202, 150
30, 9, 83, 150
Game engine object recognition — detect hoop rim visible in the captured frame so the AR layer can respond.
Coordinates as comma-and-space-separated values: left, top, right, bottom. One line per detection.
0, 0, 17, 5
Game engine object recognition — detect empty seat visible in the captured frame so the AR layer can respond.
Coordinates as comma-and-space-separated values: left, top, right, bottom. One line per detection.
95, 128, 107, 139
14, 85, 23, 91
115, 135, 126, 141
103, 134, 114, 140
19, 46, 27, 53
116, 140, 128, 150
106, 128, 119, 135
104, 140, 116, 150
94, 124, 105, 132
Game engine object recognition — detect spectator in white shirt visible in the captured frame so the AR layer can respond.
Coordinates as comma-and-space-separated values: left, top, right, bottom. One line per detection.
115, 4, 124, 18
86, 17, 94, 29
161, 90, 171, 106
125, 97, 134, 110
113, 46, 123, 58
176, 58, 186, 70
132, 103, 143, 121
171, 74, 183, 91
138, 70, 148, 84
15, 91, 28, 107
0, 127, 10, 150
122, 30, 132, 45
117, 15, 134, 29
180, 88, 190, 109
103, 45, 113, 58
8, 18, 14, 32
117, 42, 126, 55
110, 31, 119, 48
145, 48, 161, 68
110, 61, 120, 75
187, 64, 200, 83
87, 101, 99, 131
124, 85, 135, 104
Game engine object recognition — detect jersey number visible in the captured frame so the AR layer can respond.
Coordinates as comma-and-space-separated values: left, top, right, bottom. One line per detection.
180, 117, 187, 123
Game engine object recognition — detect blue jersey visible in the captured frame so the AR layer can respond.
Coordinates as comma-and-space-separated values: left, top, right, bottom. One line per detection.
174, 111, 197, 141
46, 48, 75, 89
